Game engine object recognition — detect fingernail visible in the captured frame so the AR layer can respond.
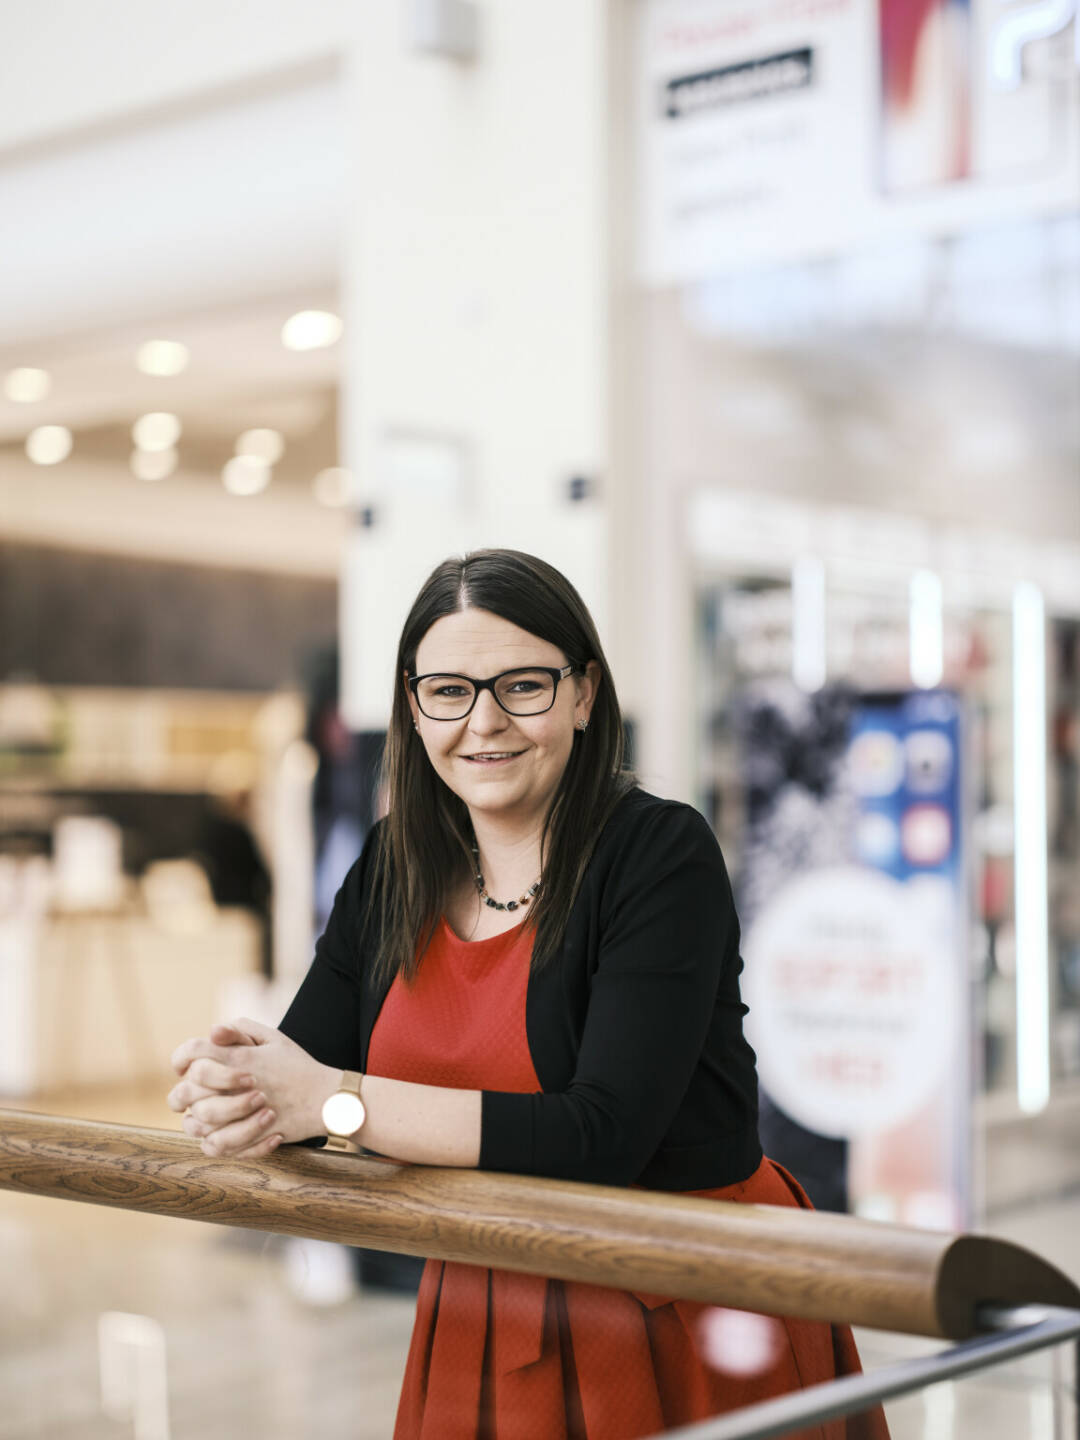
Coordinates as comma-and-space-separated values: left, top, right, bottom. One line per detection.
252, 1092, 265, 1106
239, 1074, 255, 1087
269, 1135, 283, 1148
260, 1109, 275, 1124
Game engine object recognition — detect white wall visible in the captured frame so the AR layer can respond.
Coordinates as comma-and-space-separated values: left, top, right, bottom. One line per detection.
340, 1, 617, 729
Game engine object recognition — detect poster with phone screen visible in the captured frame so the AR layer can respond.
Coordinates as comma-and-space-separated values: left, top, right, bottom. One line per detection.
740, 685, 970, 1228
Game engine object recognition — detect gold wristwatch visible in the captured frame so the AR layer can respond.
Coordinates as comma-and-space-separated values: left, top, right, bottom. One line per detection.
321, 1070, 367, 1153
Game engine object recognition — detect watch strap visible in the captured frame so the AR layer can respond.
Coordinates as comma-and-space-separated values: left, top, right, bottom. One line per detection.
324, 1133, 361, 1153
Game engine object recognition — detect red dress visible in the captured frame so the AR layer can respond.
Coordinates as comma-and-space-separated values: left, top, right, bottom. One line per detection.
367, 917, 890, 1440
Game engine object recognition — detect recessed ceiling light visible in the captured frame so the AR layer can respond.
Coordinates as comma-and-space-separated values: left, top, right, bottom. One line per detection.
132, 412, 182, 451
223, 455, 270, 496
136, 340, 189, 377
4, 367, 52, 403
312, 467, 352, 508
236, 428, 284, 464
281, 310, 343, 352
131, 447, 178, 481
25, 425, 72, 465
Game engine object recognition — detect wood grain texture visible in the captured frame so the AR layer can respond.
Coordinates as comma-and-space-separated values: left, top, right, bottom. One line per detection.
2, 1109, 1077, 1339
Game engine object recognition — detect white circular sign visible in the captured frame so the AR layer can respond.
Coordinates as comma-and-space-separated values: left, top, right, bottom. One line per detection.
743, 866, 956, 1138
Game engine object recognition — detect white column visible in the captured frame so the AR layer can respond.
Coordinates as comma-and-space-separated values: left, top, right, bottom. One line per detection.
340, 1, 617, 729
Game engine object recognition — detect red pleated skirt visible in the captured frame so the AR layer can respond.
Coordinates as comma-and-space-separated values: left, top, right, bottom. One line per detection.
393, 1156, 889, 1440
369, 918, 890, 1440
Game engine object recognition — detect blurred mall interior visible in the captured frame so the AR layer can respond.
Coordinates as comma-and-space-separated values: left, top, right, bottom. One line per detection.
0, 2, 1078, 1437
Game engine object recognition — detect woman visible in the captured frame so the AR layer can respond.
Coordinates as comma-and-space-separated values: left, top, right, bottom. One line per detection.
169, 549, 889, 1440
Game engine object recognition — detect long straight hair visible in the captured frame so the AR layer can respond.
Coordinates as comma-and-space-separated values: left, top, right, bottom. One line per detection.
367, 549, 635, 985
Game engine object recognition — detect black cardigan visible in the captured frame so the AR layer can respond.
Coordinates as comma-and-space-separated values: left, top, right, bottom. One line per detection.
279, 786, 762, 1191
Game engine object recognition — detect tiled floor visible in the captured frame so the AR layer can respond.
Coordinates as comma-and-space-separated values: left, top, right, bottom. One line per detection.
1, 1082, 1077, 1439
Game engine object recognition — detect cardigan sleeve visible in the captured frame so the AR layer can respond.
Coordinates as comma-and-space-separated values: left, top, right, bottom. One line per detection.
277, 826, 378, 1073
478, 802, 740, 1186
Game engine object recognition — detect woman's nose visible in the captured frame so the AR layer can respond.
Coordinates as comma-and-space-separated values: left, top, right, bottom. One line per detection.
468, 687, 509, 732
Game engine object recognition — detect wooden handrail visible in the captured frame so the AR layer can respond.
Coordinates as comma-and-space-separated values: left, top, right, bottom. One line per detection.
2, 1109, 1077, 1340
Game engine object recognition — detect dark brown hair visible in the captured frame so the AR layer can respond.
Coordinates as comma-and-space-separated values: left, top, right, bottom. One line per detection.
367, 548, 635, 984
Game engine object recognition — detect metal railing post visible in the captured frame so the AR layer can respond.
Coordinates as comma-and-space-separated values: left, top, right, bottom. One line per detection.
643, 1305, 1080, 1440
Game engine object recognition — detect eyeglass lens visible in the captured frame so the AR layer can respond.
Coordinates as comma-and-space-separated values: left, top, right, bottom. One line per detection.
416, 669, 557, 718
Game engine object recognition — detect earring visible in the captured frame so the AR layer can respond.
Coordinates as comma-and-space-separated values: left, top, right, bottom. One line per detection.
577, 719, 589, 732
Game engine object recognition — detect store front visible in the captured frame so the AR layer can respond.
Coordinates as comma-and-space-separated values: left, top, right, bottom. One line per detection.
627, 0, 1080, 1222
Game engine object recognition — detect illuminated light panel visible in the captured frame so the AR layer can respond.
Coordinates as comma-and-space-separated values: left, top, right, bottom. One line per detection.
4, 367, 51, 403
132, 412, 181, 451
791, 555, 826, 692
909, 569, 944, 689
312, 466, 352, 507
236, 428, 284, 464
223, 455, 270, 497
136, 340, 190, 377
1012, 581, 1050, 1115
25, 425, 72, 465
131, 447, 178, 481
281, 309, 343, 351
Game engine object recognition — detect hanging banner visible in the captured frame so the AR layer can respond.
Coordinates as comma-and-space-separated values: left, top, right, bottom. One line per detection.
636, 0, 1080, 283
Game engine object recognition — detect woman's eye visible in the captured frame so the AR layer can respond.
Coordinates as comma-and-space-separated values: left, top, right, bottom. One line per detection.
507, 680, 542, 693
434, 684, 469, 697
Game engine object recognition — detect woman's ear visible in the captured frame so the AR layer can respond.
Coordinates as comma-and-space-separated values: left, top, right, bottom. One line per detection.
576, 660, 601, 724
404, 671, 420, 729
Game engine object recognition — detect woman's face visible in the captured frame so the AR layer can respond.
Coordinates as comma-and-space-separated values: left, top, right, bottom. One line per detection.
408, 607, 598, 833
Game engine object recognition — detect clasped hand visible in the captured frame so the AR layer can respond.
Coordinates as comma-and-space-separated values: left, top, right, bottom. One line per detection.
168, 1018, 337, 1159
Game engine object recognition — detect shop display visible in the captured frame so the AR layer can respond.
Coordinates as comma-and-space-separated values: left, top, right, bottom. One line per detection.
0, 683, 307, 1095
696, 577, 1079, 1222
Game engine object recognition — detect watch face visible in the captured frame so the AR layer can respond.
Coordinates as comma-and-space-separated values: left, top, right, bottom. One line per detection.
322, 1090, 366, 1137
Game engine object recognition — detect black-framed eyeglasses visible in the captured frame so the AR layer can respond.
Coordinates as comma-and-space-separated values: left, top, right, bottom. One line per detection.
409, 664, 580, 721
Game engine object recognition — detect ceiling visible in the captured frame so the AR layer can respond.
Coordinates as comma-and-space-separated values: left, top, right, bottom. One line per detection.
0, 291, 351, 575
0, 289, 340, 450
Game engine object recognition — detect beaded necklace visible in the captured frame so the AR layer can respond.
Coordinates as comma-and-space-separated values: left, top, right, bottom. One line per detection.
471, 843, 540, 913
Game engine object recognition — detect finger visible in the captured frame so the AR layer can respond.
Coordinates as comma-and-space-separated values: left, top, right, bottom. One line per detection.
184, 1109, 256, 1141
208, 1023, 257, 1048
167, 1061, 256, 1109
220, 1132, 284, 1162
198, 1107, 278, 1158
171, 1036, 250, 1076
199, 1118, 279, 1157
189, 1090, 266, 1129
167, 1078, 239, 1112
224, 1016, 278, 1045
187, 1057, 257, 1093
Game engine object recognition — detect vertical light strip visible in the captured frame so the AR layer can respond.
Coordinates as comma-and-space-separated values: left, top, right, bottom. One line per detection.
909, 569, 944, 689
791, 556, 826, 693
1012, 581, 1050, 1115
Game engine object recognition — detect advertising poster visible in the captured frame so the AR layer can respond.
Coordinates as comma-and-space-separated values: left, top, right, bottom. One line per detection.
738, 683, 971, 1227
636, 0, 1080, 282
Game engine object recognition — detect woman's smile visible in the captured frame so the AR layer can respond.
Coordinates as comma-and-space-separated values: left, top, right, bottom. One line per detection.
461, 748, 526, 766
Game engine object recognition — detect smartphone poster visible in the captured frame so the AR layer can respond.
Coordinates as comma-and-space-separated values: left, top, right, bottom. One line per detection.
741, 685, 971, 1227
